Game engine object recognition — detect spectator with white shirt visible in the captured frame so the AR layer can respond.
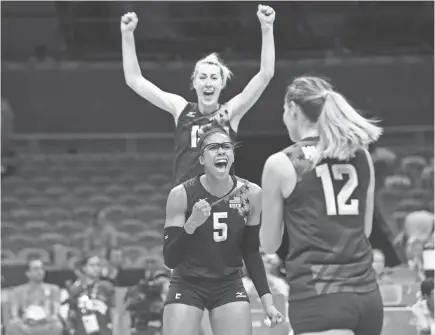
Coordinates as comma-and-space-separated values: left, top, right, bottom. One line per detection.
412, 277, 435, 335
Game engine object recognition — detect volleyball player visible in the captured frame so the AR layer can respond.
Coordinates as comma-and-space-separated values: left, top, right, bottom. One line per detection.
259, 76, 384, 335
162, 127, 283, 335
121, 5, 275, 185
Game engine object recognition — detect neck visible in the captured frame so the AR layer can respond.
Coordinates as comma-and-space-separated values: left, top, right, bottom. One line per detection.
202, 174, 233, 197
28, 281, 43, 287
84, 277, 98, 285
298, 126, 319, 141
198, 100, 219, 115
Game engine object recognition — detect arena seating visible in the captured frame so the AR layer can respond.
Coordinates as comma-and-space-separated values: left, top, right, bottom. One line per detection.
1, 153, 173, 267
2, 147, 433, 270
377, 153, 434, 236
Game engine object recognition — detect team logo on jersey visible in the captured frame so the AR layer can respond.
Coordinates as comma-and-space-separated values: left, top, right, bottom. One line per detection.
186, 111, 196, 118
229, 196, 242, 209
235, 291, 247, 298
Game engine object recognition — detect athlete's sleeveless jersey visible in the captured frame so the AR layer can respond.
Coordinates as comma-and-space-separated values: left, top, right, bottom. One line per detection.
282, 137, 378, 301
172, 175, 251, 280
173, 103, 237, 186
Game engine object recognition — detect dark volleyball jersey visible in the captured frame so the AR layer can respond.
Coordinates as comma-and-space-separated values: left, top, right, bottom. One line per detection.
172, 175, 251, 281
68, 279, 114, 335
172, 103, 237, 186
282, 137, 378, 301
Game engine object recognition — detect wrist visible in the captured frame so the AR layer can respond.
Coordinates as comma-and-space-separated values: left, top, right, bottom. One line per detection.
261, 25, 273, 34
260, 292, 274, 309
184, 222, 196, 235
122, 31, 135, 38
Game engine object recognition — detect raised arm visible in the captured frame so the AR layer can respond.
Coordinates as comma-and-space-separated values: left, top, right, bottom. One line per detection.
260, 153, 296, 254
227, 5, 275, 130
121, 12, 187, 119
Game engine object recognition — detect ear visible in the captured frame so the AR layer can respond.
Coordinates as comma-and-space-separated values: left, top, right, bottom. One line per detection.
199, 155, 205, 166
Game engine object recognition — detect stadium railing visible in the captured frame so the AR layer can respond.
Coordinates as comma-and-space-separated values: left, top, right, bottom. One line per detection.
10, 125, 434, 155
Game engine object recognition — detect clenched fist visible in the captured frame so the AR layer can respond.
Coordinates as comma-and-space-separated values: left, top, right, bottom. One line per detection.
121, 12, 138, 34
190, 199, 211, 226
184, 199, 211, 234
257, 4, 275, 30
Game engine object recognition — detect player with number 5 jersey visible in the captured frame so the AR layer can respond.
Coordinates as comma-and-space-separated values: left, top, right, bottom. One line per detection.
260, 77, 384, 335
121, 5, 275, 186
162, 127, 283, 335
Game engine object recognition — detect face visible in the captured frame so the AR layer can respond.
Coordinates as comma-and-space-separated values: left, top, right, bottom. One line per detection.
200, 132, 235, 179
193, 63, 224, 108
83, 256, 101, 279
372, 250, 385, 276
26, 260, 45, 282
283, 101, 301, 142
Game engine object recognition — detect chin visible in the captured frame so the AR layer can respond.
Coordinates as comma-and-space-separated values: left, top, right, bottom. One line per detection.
201, 97, 219, 106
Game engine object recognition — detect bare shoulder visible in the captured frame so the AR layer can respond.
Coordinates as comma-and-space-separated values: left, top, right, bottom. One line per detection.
265, 152, 291, 172
166, 184, 187, 211
264, 152, 294, 181
248, 182, 261, 198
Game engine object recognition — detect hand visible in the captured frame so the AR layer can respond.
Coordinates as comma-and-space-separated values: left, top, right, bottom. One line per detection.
120, 12, 138, 34
186, 199, 211, 233
257, 5, 275, 30
264, 304, 284, 328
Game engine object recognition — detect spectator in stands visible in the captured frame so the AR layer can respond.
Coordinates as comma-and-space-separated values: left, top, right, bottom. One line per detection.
404, 211, 434, 280
66, 255, 116, 335
372, 249, 393, 283
124, 262, 171, 335
371, 147, 397, 189
83, 209, 118, 261
1, 97, 16, 178
8, 258, 63, 335
412, 277, 434, 335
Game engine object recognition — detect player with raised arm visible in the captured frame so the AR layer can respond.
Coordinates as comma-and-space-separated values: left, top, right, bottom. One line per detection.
260, 76, 384, 335
162, 126, 283, 335
121, 5, 275, 185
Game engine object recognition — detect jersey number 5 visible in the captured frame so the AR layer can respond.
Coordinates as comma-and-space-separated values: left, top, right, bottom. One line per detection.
213, 212, 228, 242
316, 163, 359, 216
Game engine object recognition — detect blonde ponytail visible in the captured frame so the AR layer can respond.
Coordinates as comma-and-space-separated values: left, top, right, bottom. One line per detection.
314, 91, 382, 164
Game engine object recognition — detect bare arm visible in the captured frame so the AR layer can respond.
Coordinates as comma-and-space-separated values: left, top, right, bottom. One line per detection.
164, 185, 188, 229
260, 153, 296, 254
228, 6, 275, 130
121, 13, 187, 119
363, 149, 375, 237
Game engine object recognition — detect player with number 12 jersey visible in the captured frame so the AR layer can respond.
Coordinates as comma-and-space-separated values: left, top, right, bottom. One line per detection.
260, 76, 384, 335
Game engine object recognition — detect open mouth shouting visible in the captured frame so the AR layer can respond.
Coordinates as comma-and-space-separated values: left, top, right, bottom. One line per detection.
203, 89, 215, 98
214, 157, 229, 172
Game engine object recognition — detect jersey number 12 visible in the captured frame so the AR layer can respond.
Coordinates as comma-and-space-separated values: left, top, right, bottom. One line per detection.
316, 163, 359, 216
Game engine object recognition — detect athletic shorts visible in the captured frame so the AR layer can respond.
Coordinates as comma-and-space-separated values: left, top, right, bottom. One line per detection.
164, 275, 250, 311
288, 289, 384, 335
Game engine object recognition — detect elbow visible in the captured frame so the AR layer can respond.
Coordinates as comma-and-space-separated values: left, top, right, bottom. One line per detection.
261, 242, 278, 255
259, 70, 274, 83
259, 233, 278, 254
124, 75, 141, 89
